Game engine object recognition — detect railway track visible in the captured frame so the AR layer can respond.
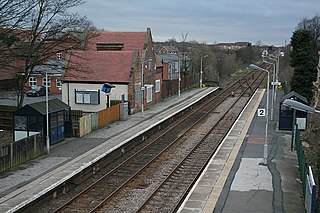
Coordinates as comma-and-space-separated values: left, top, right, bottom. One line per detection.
29, 71, 266, 213
92, 72, 265, 213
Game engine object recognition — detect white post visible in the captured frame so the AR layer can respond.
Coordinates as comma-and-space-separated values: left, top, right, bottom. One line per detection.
274, 55, 280, 109
200, 55, 208, 88
200, 58, 203, 88
249, 64, 269, 165
178, 58, 181, 98
263, 71, 270, 165
263, 60, 275, 120
271, 64, 275, 120
45, 71, 50, 154
141, 53, 145, 114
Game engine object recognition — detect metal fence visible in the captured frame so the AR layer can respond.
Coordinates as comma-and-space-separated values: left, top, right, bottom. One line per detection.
0, 133, 44, 173
161, 74, 199, 99
295, 127, 318, 213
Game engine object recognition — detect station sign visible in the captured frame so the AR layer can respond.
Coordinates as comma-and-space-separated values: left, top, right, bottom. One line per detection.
271, 81, 281, 86
257, 109, 266, 117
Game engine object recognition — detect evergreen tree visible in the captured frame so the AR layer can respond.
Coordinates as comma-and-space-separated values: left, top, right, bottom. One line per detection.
290, 29, 318, 103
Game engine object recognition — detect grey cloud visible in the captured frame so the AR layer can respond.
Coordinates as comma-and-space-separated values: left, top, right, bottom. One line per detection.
72, 0, 320, 46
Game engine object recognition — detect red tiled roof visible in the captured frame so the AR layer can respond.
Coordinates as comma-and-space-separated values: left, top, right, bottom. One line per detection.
64, 50, 135, 83
87, 31, 147, 52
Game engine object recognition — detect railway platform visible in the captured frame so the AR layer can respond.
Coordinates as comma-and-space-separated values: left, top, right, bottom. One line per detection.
178, 89, 304, 213
0, 86, 305, 212
0, 87, 218, 212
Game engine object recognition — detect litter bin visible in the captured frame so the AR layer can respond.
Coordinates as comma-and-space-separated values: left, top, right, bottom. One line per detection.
120, 102, 128, 121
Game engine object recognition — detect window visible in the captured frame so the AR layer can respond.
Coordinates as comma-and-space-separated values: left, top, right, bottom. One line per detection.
146, 85, 153, 103
29, 77, 37, 87
75, 89, 100, 105
155, 80, 160, 93
56, 78, 62, 87
56, 52, 62, 60
147, 59, 153, 71
174, 62, 179, 73
135, 84, 140, 102
43, 77, 51, 87
14, 116, 27, 130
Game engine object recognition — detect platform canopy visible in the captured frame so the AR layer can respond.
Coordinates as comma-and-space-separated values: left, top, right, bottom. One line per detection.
283, 99, 318, 113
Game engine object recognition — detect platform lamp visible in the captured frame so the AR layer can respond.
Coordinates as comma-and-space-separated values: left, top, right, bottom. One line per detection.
45, 70, 50, 154
263, 60, 276, 121
249, 64, 270, 166
200, 55, 208, 88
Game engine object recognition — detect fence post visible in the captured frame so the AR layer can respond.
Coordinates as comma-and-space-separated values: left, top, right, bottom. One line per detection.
34, 134, 37, 155
10, 142, 13, 168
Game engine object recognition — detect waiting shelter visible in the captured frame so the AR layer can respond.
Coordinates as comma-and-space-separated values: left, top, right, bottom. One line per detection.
14, 98, 71, 145
279, 91, 308, 131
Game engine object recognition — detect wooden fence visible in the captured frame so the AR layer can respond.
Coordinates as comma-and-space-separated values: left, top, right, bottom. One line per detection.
98, 104, 120, 128
70, 110, 83, 137
0, 105, 17, 130
77, 104, 120, 137
0, 133, 44, 173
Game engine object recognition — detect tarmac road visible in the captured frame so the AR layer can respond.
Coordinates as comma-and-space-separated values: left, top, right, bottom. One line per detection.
0, 90, 61, 106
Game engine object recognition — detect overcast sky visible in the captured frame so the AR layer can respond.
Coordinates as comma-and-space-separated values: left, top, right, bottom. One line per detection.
72, 0, 320, 46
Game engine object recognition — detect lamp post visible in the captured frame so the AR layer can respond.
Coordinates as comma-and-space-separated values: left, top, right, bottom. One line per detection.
268, 51, 284, 107
249, 64, 270, 165
200, 55, 208, 88
263, 60, 276, 120
141, 51, 146, 114
45, 70, 50, 154
178, 57, 181, 98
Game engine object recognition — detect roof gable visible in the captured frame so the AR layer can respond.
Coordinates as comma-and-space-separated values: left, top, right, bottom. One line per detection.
65, 50, 136, 83
15, 98, 70, 116
87, 31, 147, 53
281, 91, 308, 104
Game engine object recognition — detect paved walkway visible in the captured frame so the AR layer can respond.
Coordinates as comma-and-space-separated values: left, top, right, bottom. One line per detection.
217, 89, 304, 213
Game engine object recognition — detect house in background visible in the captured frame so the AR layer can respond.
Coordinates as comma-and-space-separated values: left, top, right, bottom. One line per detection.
157, 54, 180, 80
62, 28, 160, 113
158, 45, 179, 55
29, 59, 67, 94
0, 69, 17, 90
0, 29, 84, 94
154, 56, 164, 103
27, 33, 84, 94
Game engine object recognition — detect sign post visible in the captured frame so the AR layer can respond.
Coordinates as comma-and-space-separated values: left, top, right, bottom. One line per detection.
102, 83, 115, 108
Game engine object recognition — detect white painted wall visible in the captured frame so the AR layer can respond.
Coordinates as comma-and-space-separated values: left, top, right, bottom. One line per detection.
62, 82, 128, 112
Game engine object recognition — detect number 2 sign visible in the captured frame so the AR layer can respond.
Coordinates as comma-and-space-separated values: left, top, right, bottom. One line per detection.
257, 109, 266, 116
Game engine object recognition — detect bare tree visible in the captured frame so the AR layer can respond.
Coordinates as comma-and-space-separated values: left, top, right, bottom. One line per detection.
297, 15, 320, 53
180, 32, 190, 76
0, 0, 94, 107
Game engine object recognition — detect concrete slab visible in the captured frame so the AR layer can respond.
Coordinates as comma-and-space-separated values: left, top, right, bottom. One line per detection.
222, 190, 273, 213
230, 158, 272, 192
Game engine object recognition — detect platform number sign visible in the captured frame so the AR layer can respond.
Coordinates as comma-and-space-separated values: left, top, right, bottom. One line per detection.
257, 109, 266, 117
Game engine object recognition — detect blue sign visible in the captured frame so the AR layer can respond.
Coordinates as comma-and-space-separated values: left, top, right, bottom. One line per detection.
102, 83, 115, 93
